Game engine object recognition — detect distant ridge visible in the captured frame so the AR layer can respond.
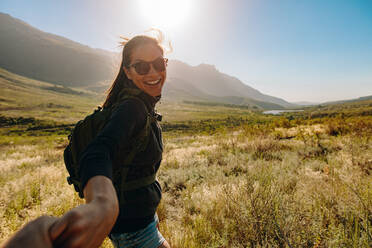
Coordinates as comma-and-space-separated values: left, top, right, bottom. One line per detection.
292, 101, 320, 106
0, 12, 117, 86
164, 60, 295, 108
321, 95, 372, 105
0, 12, 296, 109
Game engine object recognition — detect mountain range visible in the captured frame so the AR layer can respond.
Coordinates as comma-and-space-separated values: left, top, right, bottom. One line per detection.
0, 12, 305, 109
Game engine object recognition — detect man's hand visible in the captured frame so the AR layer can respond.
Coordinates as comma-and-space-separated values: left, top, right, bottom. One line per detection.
50, 201, 114, 247
2, 215, 57, 248
50, 176, 119, 248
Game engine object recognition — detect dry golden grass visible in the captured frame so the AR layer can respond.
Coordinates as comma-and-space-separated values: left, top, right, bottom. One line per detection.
157, 121, 371, 247
1, 118, 371, 247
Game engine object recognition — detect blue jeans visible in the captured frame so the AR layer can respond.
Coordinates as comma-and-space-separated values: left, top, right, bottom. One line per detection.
110, 214, 165, 248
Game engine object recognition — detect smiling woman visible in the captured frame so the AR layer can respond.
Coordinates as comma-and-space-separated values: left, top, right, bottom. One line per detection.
139, 0, 193, 30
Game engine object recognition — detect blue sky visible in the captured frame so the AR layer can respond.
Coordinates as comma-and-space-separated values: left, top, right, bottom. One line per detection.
1, 0, 371, 102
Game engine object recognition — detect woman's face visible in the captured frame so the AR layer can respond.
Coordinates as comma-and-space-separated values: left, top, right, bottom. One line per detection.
124, 43, 167, 97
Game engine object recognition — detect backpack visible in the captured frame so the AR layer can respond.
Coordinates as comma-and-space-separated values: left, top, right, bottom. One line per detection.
63, 88, 160, 198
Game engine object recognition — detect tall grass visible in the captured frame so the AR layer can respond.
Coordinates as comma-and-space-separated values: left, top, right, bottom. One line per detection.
157, 116, 372, 247
1, 111, 371, 247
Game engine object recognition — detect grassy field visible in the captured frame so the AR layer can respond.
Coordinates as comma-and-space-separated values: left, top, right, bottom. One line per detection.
158, 114, 372, 247
0, 68, 371, 247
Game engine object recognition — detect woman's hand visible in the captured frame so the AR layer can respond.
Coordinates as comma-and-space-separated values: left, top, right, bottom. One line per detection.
50, 176, 119, 248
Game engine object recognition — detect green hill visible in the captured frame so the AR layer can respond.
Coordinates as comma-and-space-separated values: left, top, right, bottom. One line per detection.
0, 68, 101, 123
0, 68, 257, 124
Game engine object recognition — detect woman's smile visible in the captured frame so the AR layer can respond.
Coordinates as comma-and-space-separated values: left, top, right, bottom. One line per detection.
144, 78, 162, 85
124, 43, 167, 97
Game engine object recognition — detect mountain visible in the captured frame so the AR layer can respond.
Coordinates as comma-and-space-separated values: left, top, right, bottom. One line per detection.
0, 12, 117, 87
0, 12, 295, 109
321, 95, 372, 106
164, 60, 295, 108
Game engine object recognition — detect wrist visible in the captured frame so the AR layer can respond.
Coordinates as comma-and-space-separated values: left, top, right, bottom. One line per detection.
84, 176, 119, 221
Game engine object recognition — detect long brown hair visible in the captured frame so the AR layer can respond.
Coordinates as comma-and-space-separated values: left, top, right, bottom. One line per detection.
102, 34, 165, 109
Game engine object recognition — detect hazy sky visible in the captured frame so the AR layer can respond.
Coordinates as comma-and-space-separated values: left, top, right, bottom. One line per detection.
1, 0, 371, 102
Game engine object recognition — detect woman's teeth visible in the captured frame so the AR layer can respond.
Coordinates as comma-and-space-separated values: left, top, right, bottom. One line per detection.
145, 79, 161, 85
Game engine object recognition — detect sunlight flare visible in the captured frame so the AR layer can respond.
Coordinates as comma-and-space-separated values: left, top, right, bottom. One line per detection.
139, 0, 193, 30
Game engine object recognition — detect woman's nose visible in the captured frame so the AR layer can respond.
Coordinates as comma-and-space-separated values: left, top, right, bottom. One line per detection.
147, 64, 158, 75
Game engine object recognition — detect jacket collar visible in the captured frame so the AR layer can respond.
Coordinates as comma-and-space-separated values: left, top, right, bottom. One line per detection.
125, 81, 161, 110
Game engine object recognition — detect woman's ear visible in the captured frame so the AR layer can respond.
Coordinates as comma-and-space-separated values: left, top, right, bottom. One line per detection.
123, 67, 133, 80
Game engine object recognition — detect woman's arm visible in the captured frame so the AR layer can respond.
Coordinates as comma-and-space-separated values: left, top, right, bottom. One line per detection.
79, 99, 147, 193
50, 100, 146, 247
50, 176, 119, 248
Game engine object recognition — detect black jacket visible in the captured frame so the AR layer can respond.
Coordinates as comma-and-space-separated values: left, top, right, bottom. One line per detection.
79, 91, 163, 233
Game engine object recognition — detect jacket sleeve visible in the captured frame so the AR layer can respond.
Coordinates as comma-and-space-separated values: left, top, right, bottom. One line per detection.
79, 99, 147, 191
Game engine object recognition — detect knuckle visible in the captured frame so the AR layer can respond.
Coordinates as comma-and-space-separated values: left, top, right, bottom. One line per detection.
67, 210, 83, 220
72, 222, 85, 232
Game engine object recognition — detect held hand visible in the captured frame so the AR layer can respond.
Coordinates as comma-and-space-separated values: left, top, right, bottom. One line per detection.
50, 201, 113, 248
2, 215, 58, 248
50, 176, 119, 248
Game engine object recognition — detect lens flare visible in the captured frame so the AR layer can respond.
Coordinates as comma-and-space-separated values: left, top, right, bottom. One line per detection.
139, 0, 192, 30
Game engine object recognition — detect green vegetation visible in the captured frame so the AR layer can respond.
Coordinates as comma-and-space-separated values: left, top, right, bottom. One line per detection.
158, 113, 372, 248
0, 68, 101, 122
182, 100, 253, 109
1, 104, 371, 247
0, 68, 371, 247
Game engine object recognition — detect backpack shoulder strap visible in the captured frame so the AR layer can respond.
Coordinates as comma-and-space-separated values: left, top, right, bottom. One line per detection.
112, 88, 151, 113
110, 88, 159, 196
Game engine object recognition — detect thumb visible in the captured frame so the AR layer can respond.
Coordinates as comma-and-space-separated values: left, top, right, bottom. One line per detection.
49, 217, 69, 241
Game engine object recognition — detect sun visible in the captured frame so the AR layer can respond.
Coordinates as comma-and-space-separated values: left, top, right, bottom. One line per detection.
139, 0, 193, 30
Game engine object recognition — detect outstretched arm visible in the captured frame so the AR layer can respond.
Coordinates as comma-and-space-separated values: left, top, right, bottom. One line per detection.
50, 176, 119, 248
50, 100, 145, 247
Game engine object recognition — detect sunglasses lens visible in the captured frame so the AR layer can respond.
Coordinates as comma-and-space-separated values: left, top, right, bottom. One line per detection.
134, 62, 150, 75
153, 58, 166, 72
131, 58, 167, 75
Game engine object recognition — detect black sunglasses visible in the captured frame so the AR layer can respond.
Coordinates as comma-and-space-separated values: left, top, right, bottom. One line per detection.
129, 57, 168, 75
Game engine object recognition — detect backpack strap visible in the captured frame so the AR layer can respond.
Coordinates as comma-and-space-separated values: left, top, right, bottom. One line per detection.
112, 88, 153, 163
112, 88, 152, 112
109, 88, 159, 203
